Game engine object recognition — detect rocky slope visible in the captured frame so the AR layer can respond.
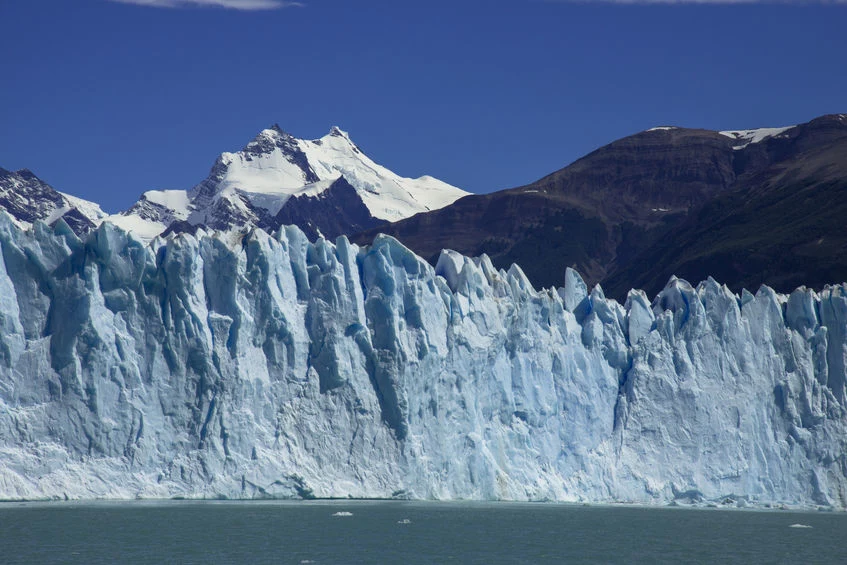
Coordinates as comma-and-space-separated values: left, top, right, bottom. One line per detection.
603, 114, 847, 298
354, 114, 847, 299
0, 168, 106, 235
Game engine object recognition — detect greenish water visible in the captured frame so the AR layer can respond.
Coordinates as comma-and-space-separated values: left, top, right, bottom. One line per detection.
0, 501, 844, 564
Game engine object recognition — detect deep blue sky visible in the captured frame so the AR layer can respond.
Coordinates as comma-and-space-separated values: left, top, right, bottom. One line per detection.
1, 0, 845, 213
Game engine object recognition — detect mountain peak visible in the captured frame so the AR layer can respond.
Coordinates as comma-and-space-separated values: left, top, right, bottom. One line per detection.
327, 126, 350, 139
108, 124, 468, 239
15, 168, 39, 181
0, 165, 104, 234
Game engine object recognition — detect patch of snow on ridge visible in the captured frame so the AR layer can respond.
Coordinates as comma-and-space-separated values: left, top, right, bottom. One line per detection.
105, 213, 169, 240
647, 126, 678, 132
142, 189, 190, 213
719, 126, 795, 149
60, 193, 107, 224
107, 188, 192, 241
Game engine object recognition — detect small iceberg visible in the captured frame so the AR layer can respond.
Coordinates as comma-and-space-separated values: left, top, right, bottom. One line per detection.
332, 511, 354, 517
397, 518, 412, 524
788, 524, 813, 529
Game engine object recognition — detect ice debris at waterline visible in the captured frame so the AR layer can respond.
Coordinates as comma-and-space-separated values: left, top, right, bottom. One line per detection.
0, 214, 846, 507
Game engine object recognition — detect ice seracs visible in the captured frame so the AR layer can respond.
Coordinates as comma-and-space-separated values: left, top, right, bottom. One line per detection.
0, 216, 845, 506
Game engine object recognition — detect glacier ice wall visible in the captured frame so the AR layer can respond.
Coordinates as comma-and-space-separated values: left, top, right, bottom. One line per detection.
0, 214, 846, 507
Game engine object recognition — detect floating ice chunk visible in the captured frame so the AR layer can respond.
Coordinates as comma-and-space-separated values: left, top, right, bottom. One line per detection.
788, 524, 813, 529
332, 511, 354, 517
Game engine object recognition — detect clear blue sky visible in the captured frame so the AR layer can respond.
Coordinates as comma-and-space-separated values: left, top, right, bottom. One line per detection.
1, 0, 845, 213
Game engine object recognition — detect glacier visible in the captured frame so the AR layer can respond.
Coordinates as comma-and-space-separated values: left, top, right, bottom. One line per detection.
0, 212, 846, 507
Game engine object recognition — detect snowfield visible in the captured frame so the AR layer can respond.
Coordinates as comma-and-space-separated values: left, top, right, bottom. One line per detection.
719, 126, 795, 149
0, 214, 845, 507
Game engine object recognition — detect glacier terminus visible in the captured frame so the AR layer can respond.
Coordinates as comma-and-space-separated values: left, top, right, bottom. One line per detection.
0, 214, 846, 508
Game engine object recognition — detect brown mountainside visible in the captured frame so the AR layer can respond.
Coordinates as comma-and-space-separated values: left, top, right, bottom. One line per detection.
353, 114, 847, 299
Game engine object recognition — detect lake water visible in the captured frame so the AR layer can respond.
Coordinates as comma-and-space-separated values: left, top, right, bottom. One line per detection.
0, 500, 844, 564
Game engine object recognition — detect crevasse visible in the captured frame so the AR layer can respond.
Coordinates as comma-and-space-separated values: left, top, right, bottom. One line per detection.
0, 213, 845, 507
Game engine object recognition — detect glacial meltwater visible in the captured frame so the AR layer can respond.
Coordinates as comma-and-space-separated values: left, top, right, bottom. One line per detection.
1, 501, 845, 564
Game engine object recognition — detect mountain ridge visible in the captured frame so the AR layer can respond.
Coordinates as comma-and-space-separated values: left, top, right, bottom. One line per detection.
353, 113, 847, 299
0, 125, 468, 242
3, 114, 846, 301
0, 167, 106, 235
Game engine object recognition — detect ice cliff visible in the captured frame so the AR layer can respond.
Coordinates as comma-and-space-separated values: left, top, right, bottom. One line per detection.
1, 213, 846, 507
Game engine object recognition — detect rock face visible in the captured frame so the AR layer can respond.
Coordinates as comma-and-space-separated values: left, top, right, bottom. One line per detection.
354, 114, 847, 300
271, 176, 385, 241
1, 215, 846, 507
0, 168, 105, 235
603, 114, 847, 298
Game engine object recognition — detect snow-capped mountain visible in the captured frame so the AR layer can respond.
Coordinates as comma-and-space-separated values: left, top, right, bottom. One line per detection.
1, 217, 846, 506
0, 168, 106, 235
111, 126, 468, 239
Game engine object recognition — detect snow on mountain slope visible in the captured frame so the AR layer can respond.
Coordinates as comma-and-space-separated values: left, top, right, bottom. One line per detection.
0, 168, 105, 234
207, 126, 467, 221
108, 189, 190, 240
117, 126, 468, 238
0, 216, 845, 506
719, 126, 795, 149
59, 192, 107, 224
294, 127, 468, 220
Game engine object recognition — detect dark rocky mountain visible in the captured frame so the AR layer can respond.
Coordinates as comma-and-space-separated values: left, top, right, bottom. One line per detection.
0, 168, 104, 235
603, 114, 847, 298
271, 176, 386, 240
353, 114, 847, 299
